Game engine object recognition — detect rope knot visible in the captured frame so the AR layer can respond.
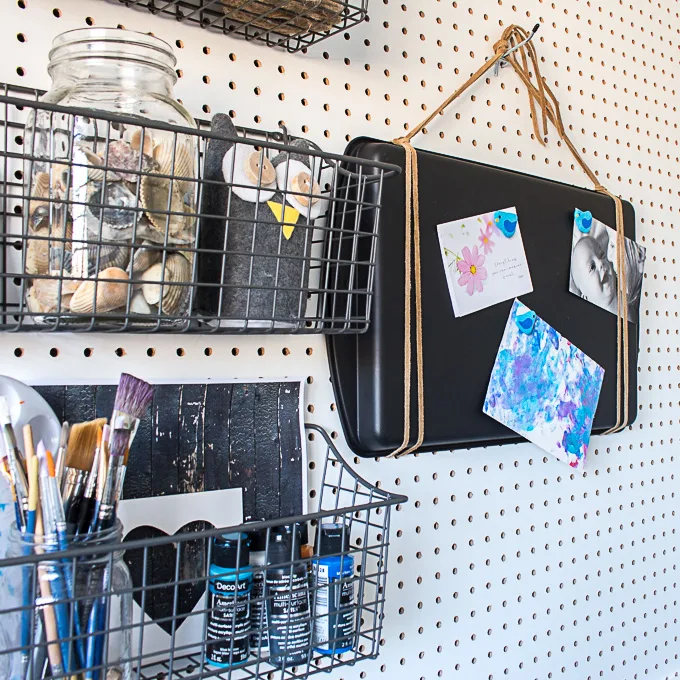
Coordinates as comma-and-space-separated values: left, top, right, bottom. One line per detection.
493, 38, 510, 55
392, 136, 410, 146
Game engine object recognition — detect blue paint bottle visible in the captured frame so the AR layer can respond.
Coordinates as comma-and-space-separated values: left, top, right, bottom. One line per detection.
206, 533, 252, 668
312, 523, 355, 655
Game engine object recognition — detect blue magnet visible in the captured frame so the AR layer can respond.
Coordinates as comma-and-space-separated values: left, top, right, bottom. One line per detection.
574, 208, 593, 234
493, 210, 518, 238
515, 310, 537, 335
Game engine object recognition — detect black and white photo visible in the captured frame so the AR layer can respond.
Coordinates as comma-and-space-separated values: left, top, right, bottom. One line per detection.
569, 211, 646, 324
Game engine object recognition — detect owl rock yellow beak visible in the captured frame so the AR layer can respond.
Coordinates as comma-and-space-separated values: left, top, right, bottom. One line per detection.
267, 200, 300, 240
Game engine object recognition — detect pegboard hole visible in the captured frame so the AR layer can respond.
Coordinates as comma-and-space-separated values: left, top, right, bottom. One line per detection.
146, 348, 156, 357
83, 348, 93, 358
204, 347, 213, 356
257, 347, 265, 356
232, 348, 240, 356
16, 33, 26, 42
16, 67, 25, 77
176, 348, 185, 357
282, 347, 291, 356
49, 348, 58, 358
13, 348, 23, 358
52, 8, 62, 17
115, 348, 126, 357
85, 16, 95, 26
306, 347, 313, 356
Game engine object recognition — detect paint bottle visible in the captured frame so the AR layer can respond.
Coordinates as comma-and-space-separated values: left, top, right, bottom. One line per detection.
312, 523, 355, 655
248, 529, 269, 654
206, 533, 252, 668
266, 526, 311, 667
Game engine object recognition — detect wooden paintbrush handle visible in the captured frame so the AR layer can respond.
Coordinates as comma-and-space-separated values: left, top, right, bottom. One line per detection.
37, 565, 64, 675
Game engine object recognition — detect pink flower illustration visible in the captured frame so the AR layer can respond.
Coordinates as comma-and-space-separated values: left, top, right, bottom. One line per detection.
457, 245, 487, 295
478, 225, 495, 255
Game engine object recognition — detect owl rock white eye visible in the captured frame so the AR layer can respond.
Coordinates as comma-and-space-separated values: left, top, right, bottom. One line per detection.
275, 158, 332, 220
222, 142, 276, 203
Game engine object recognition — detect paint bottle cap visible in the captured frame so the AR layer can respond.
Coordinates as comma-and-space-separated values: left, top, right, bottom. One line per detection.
316, 523, 351, 556
212, 532, 250, 569
248, 528, 269, 553
267, 528, 301, 565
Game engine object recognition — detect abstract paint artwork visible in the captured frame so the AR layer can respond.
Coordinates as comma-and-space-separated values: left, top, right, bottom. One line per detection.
483, 300, 605, 469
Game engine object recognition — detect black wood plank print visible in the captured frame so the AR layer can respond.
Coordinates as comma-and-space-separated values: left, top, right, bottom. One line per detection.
35, 380, 304, 630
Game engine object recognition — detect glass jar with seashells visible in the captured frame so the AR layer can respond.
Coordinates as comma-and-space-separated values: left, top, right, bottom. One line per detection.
23, 28, 198, 328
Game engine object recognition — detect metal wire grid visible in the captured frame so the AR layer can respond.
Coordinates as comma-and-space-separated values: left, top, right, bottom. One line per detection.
0, 83, 400, 334
106, 0, 369, 53
0, 424, 407, 680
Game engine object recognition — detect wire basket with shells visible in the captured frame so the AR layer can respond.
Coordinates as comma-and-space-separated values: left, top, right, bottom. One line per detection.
0, 83, 400, 333
21, 111, 198, 328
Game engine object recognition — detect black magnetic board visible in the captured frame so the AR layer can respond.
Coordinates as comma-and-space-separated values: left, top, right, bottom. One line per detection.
328, 138, 639, 458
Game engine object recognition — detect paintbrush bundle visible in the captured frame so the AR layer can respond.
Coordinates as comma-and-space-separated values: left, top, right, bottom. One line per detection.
0, 373, 153, 679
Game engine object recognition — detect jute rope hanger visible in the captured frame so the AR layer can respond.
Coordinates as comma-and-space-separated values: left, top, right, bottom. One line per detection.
388, 23, 629, 459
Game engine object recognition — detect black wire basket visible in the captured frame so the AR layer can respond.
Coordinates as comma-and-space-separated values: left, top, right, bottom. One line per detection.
0, 83, 399, 333
104, 0, 369, 53
0, 424, 407, 679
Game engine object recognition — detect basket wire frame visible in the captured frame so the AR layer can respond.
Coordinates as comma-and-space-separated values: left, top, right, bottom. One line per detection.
106, 0, 369, 53
0, 424, 407, 680
0, 83, 400, 333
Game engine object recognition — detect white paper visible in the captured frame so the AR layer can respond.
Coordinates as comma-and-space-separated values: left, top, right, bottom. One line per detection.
437, 206, 533, 317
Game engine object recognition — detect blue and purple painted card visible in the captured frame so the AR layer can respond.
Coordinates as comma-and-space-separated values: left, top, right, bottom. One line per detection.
483, 300, 605, 469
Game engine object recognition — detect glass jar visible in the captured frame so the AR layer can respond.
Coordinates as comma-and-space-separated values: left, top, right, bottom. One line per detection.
1, 521, 132, 679
23, 28, 198, 328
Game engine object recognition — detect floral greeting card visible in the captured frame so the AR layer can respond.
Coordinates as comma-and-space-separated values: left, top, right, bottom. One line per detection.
437, 206, 533, 317
483, 300, 605, 469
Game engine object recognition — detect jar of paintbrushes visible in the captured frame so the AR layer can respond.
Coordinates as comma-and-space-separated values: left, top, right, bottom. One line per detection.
5, 520, 132, 680
0, 372, 154, 679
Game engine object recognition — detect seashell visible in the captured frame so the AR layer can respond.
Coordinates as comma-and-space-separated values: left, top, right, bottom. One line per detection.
141, 253, 191, 314
49, 164, 71, 200
129, 241, 161, 276
140, 262, 167, 306
28, 172, 50, 218
129, 291, 152, 315
87, 182, 139, 233
78, 148, 113, 183
130, 129, 154, 156
107, 140, 155, 183
152, 140, 194, 193
69, 267, 130, 314
26, 278, 80, 314
161, 252, 191, 314
25, 238, 49, 276
25, 221, 74, 276
140, 176, 196, 239
86, 243, 131, 274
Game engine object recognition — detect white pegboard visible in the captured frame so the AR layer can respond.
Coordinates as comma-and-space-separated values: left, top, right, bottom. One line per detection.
1, 1, 679, 679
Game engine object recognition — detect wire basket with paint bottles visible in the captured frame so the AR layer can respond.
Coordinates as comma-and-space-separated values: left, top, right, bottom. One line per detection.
0, 424, 406, 679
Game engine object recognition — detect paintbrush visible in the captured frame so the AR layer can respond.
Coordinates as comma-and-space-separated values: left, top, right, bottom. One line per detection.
108, 373, 153, 508
38, 442, 86, 670
75, 427, 102, 536
20, 455, 39, 679
54, 421, 70, 490
37, 443, 78, 673
0, 396, 29, 528
62, 418, 107, 536
91, 428, 130, 533
33, 506, 65, 679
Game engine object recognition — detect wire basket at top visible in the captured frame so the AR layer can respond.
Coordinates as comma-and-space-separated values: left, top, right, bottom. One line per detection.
105, 0, 369, 53
0, 83, 400, 333
0, 424, 407, 679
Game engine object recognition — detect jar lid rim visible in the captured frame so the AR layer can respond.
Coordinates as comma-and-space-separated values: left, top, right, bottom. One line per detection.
49, 27, 177, 71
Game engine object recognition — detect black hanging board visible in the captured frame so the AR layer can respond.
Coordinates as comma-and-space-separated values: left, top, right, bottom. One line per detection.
327, 139, 639, 458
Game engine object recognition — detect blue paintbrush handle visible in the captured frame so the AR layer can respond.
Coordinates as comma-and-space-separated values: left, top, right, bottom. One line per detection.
43, 564, 76, 674
20, 520, 35, 680
56, 529, 86, 668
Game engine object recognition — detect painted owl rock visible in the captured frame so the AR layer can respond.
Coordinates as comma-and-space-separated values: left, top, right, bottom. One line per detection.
197, 114, 328, 327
